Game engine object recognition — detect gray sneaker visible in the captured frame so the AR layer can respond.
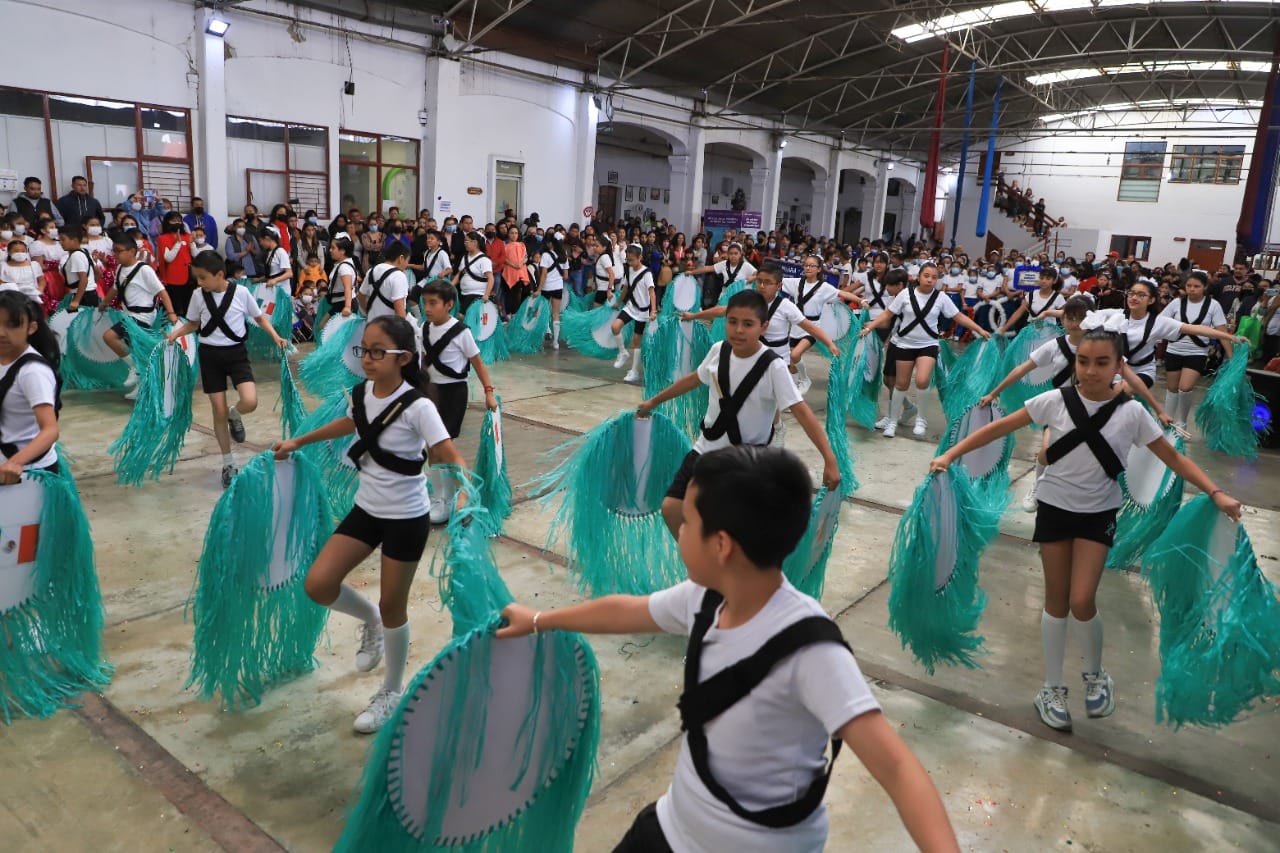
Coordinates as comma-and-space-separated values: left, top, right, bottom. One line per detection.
227, 408, 246, 443
220, 465, 237, 489
1034, 685, 1072, 731
1083, 671, 1115, 718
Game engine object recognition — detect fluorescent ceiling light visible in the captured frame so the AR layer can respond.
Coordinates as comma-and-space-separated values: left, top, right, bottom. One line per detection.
1040, 98, 1262, 123
1029, 60, 1272, 85
893, 1, 1277, 44
206, 17, 230, 37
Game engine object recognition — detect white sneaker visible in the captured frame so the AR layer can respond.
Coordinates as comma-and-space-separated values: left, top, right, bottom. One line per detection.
912, 417, 927, 437
1022, 481, 1039, 513
874, 415, 891, 430
353, 687, 401, 734
795, 362, 812, 396
1083, 671, 1116, 718
429, 493, 451, 525
901, 399, 919, 424
124, 387, 139, 401
124, 369, 139, 389
623, 368, 641, 384
614, 350, 630, 368
355, 621, 384, 672
1034, 685, 1072, 732
551, 338, 560, 350
883, 420, 897, 438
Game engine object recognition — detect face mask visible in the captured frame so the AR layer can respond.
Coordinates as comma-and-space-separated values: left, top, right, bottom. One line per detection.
136, 240, 145, 248
301, 294, 313, 304
949, 267, 959, 275
87, 226, 103, 236
445, 224, 457, 233
968, 276, 978, 284
985, 271, 996, 279
45, 228, 58, 239
0, 231, 10, 241
123, 224, 136, 232
369, 225, 379, 233
14, 225, 25, 236
236, 227, 246, 236
1055, 256, 1064, 262
131, 202, 142, 211
193, 207, 204, 215
485, 231, 497, 239
195, 238, 206, 246
768, 242, 776, 249
307, 216, 318, 225
555, 232, 565, 241
157, 205, 168, 214
9, 253, 28, 263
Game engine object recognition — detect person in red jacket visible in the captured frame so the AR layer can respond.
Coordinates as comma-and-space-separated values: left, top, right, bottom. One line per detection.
157, 210, 195, 315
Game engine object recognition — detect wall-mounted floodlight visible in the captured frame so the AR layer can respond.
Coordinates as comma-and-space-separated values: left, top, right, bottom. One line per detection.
206, 17, 230, 37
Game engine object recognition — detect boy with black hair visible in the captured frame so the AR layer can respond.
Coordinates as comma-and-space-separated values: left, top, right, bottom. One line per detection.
166, 251, 289, 488
60, 223, 99, 311
639, 289, 840, 537
101, 233, 179, 397
360, 241, 410, 321
498, 445, 958, 853
418, 279, 498, 522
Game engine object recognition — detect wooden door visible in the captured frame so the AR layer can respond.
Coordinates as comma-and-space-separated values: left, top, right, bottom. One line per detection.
1187, 239, 1226, 272
597, 185, 619, 221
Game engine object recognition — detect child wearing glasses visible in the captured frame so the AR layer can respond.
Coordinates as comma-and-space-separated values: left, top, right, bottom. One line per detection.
272, 315, 466, 734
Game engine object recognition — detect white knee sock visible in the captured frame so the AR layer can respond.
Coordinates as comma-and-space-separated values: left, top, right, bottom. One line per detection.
552, 320, 561, 343
222, 452, 235, 466
888, 388, 905, 422
1176, 391, 1194, 424
631, 348, 641, 369
914, 392, 929, 425
1034, 462, 1045, 480
1041, 610, 1068, 687
430, 465, 455, 504
382, 624, 410, 692
330, 583, 380, 624
1072, 613, 1104, 674
616, 333, 626, 354
122, 354, 134, 369
1164, 389, 1179, 415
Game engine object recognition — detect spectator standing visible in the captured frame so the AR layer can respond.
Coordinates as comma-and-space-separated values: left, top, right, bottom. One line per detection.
157, 210, 195, 315
14, 178, 64, 227
56, 176, 105, 228
183, 196, 219, 250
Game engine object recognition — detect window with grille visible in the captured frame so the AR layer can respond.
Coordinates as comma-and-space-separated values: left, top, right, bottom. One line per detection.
227, 117, 330, 218
1169, 145, 1245, 185
1117, 141, 1166, 202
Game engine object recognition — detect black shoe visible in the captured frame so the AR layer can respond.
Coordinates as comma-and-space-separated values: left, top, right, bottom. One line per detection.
221, 465, 238, 489
227, 409, 246, 443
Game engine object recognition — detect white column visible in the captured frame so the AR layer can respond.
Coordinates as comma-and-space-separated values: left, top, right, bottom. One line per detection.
668, 130, 704, 235
870, 161, 891, 242
902, 185, 919, 240
573, 93, 599, 226
813, 148, 841, 240
755, 147, 784, 229
194, 11, 228, 221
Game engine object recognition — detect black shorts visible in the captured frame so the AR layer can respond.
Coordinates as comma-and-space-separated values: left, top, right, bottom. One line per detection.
789, 334, 817, 347
109, 316, 155, 343
198, 342, 255, 394
1164, 352, 1208, 375
326, 297, 350, 317
432, 380, 468, 439
665, 450, 701, 501
612, 802, 672, 853
541, 288, 563, 301
458, 293, 482, 315
874, 326, 891, 344
75, 292, 101, 308
617, 312, 646, 337
1134, 372, 1155, 389
1033, 501, 1119, 547
887, 343, 940, 363
594, 290, 610, 305
335, 504, 432, 562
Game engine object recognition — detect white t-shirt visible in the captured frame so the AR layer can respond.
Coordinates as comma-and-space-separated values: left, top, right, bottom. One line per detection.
783, 278, 839, 321
1029, 335, 1077, 388
420, 317, 480, 386
763, 294, 805, 350
714, 258, 755, 285
186, 282, 263, 347
0, 262, 43, 304
422, 247, 451, 281
62, 248, 96, 295
962, 277, 981, 300
620, 266, 654, 321
86, 235, 113, 257
848, 269, 869, 289
457, 253, 493, 297
1060, 273, 1079, 293
539, 251, 566, 292
29, 240, 65, 264
978, 275, 1002, 297
266, 246, 292, 289
360, 264, 410, 321
593, 253, 616, 292
694, 342, 803, 454
349, 381, 451, 519
1161, 297, 1226, 356
1120, 313, 1183, 377
861, 277, 892, 320
329, 259, 357, 306
1025, 388, 1163, 513
115, 262, 166, 326
1026, 289, 1064, 323
649, 579, 880, 853
0, 346, 58, 469
940, 273, 966, 292
190, 242, 215, 259
888, 287, 958, 349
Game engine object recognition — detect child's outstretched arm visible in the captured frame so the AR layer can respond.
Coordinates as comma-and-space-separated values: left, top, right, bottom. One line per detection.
839, 711, 959, 852
273, 416, 356, 457
930, 408, 1033, 471
497, 597, 659, 638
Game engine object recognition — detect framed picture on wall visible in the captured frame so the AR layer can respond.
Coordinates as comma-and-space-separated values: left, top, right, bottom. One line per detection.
650, 186, 661, 199
639, 187, 647, 201
663, 189, 670, 203
711, 194, 719, 204
624, 185, 634, 201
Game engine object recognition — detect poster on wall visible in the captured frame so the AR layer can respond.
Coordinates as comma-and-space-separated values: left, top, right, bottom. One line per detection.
436, 196, 453, 215
650, 187, 661, 199
703, 210, 764, 248
663, 189, 670, 203
608, 171, 619, 185
639, 187, 647, 202
625, 185, 634, 201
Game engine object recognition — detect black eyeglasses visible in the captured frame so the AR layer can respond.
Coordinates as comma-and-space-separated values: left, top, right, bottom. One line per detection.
351, 346, 410, 360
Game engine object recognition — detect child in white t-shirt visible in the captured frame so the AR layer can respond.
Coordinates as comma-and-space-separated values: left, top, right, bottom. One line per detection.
1, 238, 44, 305
100, 234, 179, 397
933, 324, 1241, 734
0, 291, 61, 476
360, 241, 411, 321
497, 445, 958, 853
611, 244, 657, 383
258, 228, 293, 295
452, 231, 493, 315
273, 314, 467, 735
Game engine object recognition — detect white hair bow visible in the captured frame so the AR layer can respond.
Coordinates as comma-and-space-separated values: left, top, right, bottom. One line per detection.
1080, 308, 1126, 333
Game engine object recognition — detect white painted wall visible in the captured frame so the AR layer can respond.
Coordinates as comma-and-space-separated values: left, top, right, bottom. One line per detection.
948, 107, 1258, 263
592, 144, 673, 222
702, 149, 756, 211
777, 162, 817, 228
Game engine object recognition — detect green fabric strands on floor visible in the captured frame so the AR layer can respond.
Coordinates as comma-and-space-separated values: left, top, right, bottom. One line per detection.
293, 391, 358, 519
642, 315, 712, 439
109, 339, 198, 486
300, 315, 364, 398
464, 300, 510, 363
185, 452, 331, 710
0, 466, 112, 725
823, 339, 860, 497
1194, 344, 1262, 460
337, 497, 601, 853
560, 303, 630, 360
1143, 495, 1280, 728
709, 279, 748, 341
472, 401, 513, 526
1106, 430, 1186, 571
998, 320, 1058, 415
847, 329, 884, 430
529, 410, 690, 596
277, 353, 309, 439
247, 284, 295, 360
783, 488, 844, 600
505, 294, 551, 354
887, 467, 1003, 674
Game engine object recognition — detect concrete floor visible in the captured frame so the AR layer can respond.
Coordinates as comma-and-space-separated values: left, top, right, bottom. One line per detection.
2, 342, 1279, 852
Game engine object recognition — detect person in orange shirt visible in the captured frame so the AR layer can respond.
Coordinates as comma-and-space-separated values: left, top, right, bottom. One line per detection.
499, 224, 531, 319
156, 210, 194, 315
